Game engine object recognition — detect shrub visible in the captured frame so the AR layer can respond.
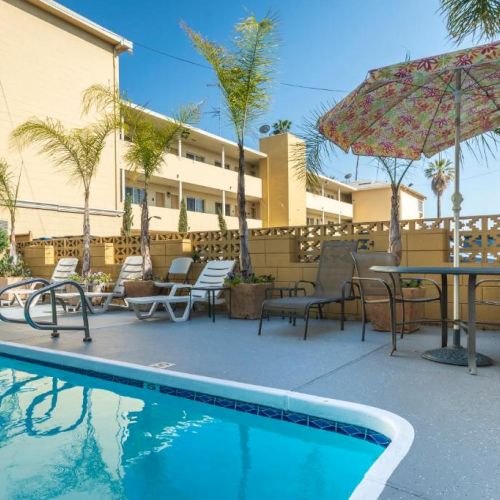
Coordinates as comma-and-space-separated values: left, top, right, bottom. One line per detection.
178, 198, 188, 232
0, 254, 31, 277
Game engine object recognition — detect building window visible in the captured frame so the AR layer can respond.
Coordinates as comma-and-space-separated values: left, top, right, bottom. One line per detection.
340, 193, 352, 203
214, 160, 222, 167
125, 187, 145, 205
215, 202, 230, 216
418, 199, 424, 217
186, 152, 205, 163
186, 197, 205, 213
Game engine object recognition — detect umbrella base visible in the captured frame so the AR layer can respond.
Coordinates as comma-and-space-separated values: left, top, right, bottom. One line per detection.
422, 346, 492, 367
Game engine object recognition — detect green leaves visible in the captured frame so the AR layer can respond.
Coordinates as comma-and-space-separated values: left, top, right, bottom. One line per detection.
440, 0, 499, 43
183, 14, 277, 143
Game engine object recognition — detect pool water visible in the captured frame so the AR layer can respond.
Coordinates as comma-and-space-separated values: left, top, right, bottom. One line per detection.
0, 358, 383, 499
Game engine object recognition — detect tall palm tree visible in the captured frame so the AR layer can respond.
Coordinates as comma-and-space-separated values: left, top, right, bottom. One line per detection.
82, 84, 199, 279
0, 158, 20, 260
183, 14, 278, 275
376, 157, 414, 262
425, 158, 454, 218
271, 119, 292, 135
11, 114, 117, 275
440, 0, 499, 43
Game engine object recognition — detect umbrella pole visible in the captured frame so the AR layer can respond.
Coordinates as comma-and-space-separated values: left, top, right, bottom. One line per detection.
452, 68, 463, 347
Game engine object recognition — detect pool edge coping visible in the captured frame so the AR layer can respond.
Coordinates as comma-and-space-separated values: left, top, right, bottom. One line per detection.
0, 340, 414, 499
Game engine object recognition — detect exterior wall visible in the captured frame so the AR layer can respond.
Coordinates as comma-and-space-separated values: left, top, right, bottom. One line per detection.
259, 133, 306, 227
305, 192, 353, 221
400, 190, 424, 219
0, 0, 123, 238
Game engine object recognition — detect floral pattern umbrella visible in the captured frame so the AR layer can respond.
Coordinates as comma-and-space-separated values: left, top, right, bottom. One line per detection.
319, 41, 499, 160
319, 41, 499, 366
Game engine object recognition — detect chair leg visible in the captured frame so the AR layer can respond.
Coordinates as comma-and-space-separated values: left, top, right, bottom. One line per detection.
361, 302, 367, 342
258, 306, 266, 336
400, 299, 406, 339
318, 304, 324, 320
303, 306, 311, 340
390, 299, 397, 355
340, 299, 345, 331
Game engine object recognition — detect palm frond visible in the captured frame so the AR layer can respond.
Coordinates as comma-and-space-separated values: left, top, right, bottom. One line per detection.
439, 0, 500, 43
0, 158, 19, 213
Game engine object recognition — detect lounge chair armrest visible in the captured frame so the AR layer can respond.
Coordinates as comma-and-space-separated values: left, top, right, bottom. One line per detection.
294, 280, 316, 292
341, 279, 359, 300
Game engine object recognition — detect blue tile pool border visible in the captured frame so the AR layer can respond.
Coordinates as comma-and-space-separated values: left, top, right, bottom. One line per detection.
0, 351, 391, 448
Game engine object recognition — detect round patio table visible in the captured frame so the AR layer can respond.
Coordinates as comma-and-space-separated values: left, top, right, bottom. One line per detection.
370, 266, 500, 375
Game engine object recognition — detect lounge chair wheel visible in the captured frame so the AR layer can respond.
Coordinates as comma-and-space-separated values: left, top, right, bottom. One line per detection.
51, 332, 59, 338
83, 337, 93, 343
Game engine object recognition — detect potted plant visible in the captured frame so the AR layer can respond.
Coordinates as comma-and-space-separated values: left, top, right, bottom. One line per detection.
225, 273, 275, 320
123, 276, 159, 299
67, 271, 112, 306
366, 278, 426, 333
0, 253, 31, 303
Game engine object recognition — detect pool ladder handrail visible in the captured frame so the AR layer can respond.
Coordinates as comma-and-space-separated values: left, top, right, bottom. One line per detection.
0, 279, 92, 342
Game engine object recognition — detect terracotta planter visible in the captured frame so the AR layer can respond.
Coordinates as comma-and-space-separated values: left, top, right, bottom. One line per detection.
64, 283, 107, 307
0, 276, 26, 302
123, 280, 159, 298
229, 283, 273, 320
365, 287, 426, 333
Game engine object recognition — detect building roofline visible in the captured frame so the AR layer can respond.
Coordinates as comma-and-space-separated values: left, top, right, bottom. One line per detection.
133, 105, 268, 159
26, 0, 133, 53
316, 174, 356, 191
351, 181, 426, 199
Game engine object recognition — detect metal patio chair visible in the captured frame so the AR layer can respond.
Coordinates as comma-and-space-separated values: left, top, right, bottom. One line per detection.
349, 252, 444, 354
258, 239, 359, 340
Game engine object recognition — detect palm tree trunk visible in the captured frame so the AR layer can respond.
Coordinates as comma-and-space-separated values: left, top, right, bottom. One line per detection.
82, 191, 91, 276
9, 210, 16, 262
437, 192, 441, 219
388, 184, 402, 263
141, 181, 153, 280
237, 143, 252, 276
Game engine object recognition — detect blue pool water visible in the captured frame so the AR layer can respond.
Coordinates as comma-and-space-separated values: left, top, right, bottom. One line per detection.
0, 357, 384, 499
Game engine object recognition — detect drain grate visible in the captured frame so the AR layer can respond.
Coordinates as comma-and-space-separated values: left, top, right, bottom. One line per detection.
149, 361, 175, 369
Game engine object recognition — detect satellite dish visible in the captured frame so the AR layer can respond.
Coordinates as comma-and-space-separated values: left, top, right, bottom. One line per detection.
344, 173, 352, 180
259, 124, 271, 134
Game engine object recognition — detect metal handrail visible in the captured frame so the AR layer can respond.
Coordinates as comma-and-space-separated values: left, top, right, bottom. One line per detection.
24, 280, 92, 342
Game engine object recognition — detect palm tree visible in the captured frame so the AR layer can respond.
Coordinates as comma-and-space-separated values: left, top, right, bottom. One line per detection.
11, 114, 117, 275
183, 14, 278, 275
376, 157, 414, 262
439, 0, 499, 43
82, 84, 199, 279
425, 158, 454, 218
271, 119, 292, 135
0, 159, 20, 261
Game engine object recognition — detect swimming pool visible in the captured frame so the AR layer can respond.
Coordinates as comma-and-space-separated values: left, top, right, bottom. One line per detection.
0, 343, 414, 499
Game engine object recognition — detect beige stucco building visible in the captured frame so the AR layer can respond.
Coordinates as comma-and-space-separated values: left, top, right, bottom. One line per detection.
0, 0, 425, 239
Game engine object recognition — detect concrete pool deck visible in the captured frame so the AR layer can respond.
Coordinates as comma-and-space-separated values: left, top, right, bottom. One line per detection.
0, 307, 499, 499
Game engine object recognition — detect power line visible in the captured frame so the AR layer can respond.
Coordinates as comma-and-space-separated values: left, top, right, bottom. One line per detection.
133, 41, 348, 93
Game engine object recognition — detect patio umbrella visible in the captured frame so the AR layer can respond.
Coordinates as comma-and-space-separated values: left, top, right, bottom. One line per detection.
318, 41, 499, 358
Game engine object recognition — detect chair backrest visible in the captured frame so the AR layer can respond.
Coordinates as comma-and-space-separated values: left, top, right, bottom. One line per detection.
191, 260, 236, 299
351, 252, 401, 297
314, 240, 359, 297
166, 257, 193, 283
51, 258, 78, 282
114, 256, 144, 296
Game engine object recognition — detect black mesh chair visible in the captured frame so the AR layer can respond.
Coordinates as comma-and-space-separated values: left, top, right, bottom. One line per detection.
258, 240, 358, 340
349, 252, 444, 354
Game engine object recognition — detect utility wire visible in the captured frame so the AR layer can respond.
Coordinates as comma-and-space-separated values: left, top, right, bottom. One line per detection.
133, 41, 348, 93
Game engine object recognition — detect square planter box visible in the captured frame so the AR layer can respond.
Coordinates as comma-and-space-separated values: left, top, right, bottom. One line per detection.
229, 283, 273, 320
123, 280, 159, 298
365, 287, 426, 333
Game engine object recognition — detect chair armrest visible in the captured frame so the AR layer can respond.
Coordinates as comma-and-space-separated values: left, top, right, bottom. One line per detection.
294, 280, 316, 292
406, 277, 442, 298
350, 276, 394, 301
475, 278, 500, 289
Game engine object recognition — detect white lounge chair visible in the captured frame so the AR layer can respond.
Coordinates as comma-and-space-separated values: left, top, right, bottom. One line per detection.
127, 260, 235, 322
11, 257, 79, 307
154, 257, 193, 292
56, 255, 143, 314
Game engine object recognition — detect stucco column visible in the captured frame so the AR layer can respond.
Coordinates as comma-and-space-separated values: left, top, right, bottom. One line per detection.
222, 189, 226, 213
221, 146, 225, 168
179, 180, 183, 203
178, 138, 182, 159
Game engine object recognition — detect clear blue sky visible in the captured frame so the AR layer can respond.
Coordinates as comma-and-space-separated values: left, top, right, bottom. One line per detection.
61, 0, 499, 218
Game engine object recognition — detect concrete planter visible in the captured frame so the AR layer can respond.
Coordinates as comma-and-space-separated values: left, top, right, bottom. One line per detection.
366, 287, 426, 333
229, 283, 273, 320
0, 276, 26, 302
